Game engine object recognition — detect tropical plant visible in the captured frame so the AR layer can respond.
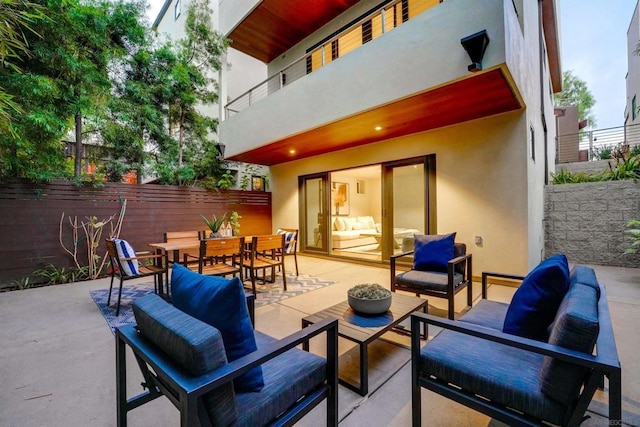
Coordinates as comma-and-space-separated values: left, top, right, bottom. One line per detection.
33, 264, 89, 285
216, 169, 235, 190
201, 212, 228, 234
347, 283, 391, 300
228, 211, 242, 235
593, 144, 613, 160
624, 219, 640, 255
602, 153, 640, 181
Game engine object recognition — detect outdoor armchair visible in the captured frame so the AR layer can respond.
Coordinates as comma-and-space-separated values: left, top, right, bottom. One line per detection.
390, 234, 472, 320
115, 294, 338, 426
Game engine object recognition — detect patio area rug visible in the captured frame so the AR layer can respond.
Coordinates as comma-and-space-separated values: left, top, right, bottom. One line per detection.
90, 273, 336, 334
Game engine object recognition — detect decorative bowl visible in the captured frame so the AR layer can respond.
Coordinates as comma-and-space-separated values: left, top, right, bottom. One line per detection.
347, 283, 392, 315
348, 294, 392, 315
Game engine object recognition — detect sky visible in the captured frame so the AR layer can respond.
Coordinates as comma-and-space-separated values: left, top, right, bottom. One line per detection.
558, 0, 637, 129
146, 0, 638, 130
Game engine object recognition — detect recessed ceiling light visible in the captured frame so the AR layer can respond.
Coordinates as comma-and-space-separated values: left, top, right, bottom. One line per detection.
289, 149, 296, 154
374, 126, 383, 131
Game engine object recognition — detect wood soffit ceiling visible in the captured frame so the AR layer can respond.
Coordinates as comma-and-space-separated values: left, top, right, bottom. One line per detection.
228, 0, 362, 63
227, 69, 523, 166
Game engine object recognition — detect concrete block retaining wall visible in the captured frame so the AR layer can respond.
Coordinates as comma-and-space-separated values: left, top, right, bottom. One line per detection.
555, 159, 613, 175
544, 180, 640, 267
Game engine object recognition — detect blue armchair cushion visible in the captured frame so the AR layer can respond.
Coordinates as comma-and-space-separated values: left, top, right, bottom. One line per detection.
420, 329, 568, 425
503, 254, 570, 341
132, 294, 238, 425
540, 283, 599, 405
413, 233, 456, 273
235, 331, 328, 425
570, 265, 601, 298
171, 263, 264, 392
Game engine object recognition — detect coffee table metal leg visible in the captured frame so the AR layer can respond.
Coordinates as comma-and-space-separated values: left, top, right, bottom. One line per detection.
359, 343, 368, 396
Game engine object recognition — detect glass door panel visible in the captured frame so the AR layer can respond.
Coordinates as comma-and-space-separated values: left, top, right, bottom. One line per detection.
382, 160, 427, 260
301, 175, 327, 252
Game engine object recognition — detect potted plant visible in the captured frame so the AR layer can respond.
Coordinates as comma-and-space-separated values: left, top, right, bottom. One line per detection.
347, 283, 392, 315
201, 212, 227, 238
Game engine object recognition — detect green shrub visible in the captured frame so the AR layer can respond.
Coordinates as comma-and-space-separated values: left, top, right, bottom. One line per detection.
348, 283, 391, 299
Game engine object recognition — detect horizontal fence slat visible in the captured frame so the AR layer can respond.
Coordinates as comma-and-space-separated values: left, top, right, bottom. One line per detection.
0, 179, 272, 284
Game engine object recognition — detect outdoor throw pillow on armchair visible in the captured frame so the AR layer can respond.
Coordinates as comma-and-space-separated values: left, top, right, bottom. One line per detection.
502, 254, 571, 341
413, 232, 456, 272
171, 263, 264, 392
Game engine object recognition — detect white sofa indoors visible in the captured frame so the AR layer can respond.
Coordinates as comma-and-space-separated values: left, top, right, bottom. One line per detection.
331, 215, 378, 249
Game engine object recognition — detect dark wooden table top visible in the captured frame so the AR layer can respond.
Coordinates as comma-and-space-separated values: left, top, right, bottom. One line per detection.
302, 293, 426, 345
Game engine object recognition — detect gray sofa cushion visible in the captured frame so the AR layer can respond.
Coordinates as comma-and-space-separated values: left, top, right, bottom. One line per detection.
540, 283, 599, 405
420, 329, 568, 425
395, 270, 464, 293
459, 299, 509, 330
132, 294, 238, 425
235, 331, 327, 426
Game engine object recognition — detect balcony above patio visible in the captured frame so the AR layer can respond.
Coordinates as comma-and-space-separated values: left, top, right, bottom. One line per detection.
218, 0, 561, 166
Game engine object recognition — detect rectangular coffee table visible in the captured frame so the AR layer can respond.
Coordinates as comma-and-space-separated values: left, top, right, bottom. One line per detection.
301, 293, 427, 395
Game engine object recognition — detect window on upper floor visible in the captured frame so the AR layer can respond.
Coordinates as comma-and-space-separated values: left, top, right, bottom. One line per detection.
530, 125, 536, 162
633, 95, 637, 120
174, 0, 181, 20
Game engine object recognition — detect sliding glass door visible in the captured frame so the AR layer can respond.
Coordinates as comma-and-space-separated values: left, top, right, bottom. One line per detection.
300, 173, 328, 252
299, 155, 435, 261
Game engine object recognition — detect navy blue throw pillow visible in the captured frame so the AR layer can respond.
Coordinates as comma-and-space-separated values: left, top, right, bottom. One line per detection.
413, 233, 456, 273
502, 254, 570, 341
171, 263, 264, 392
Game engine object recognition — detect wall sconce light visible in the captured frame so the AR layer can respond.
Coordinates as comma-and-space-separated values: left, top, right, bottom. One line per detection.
215, 143, 226, 159
461, 30, 490, 73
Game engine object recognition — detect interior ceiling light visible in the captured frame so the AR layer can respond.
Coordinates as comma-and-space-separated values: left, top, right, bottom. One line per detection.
289, 149, 296, 154
374, 126, 383, 131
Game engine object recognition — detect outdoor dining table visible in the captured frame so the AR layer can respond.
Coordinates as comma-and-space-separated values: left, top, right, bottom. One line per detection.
147, 240, 201, 296
147, 237, 258, 296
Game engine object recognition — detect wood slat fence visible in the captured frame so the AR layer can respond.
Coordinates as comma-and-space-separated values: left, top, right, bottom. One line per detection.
0, 179, 272, 286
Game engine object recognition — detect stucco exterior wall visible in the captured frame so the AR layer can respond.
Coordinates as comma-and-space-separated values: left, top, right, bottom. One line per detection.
545, 181, 640, 267
270, 112, 530, 277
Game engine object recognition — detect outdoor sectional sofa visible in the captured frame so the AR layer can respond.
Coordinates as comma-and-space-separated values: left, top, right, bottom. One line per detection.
411, 262, 621, 426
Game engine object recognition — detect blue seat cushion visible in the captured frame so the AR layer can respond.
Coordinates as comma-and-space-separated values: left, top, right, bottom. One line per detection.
413, 233, 456, 273
570, 265, 601, 298
235, 331, 327, 426
171, 263, 264, 392
132, 294, 238, 425
420, 329, 569, 425
395, 269, 464, 293
459, 299, 509, 330
503, 254, 570, 341
540, 282, 600, 405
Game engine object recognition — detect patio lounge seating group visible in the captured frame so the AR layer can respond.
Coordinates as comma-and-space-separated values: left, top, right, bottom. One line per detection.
411, 257, 621, 426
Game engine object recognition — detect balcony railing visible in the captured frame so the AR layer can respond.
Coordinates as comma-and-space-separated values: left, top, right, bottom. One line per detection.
556, 123, 640, 163
224, 0, 441, 118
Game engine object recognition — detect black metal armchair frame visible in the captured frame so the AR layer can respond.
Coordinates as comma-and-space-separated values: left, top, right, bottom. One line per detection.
390, 243, 472, 320
409, 284, 622, 427
116, 317, 339, 427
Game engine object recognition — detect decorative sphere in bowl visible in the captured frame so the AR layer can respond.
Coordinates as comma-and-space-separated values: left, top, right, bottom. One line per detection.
347, 283, 392, 315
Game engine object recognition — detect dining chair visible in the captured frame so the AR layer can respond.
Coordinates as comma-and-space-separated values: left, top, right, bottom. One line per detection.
182, 236, 245, 281
162, 230, 204, 264
105, 238, 168, 316
246, 234, 287, 294
276, 228, 299, 276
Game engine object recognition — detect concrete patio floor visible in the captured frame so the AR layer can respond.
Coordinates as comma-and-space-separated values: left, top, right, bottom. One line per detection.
1, 255, 639, 426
